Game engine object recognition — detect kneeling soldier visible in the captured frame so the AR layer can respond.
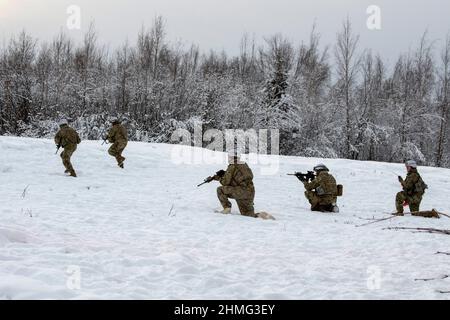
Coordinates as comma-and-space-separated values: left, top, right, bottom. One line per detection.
215, 152, 257, 218
395, 160, 428, 215
55, 119, 81, 177
302, 164, 340, 213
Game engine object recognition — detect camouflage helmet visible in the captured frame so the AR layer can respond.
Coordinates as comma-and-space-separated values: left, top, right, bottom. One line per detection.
405, 160, 418, 168
313, 163, 329, 172
58, 119, 68, 126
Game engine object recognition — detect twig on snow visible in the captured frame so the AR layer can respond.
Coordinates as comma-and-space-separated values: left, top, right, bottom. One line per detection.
21, 185, 30, 199
435, 252, 450, 256
438, 212, 450, 219
384, 227, 450, 236
168, 204, 175, 217
356, 215, 399, 227
415, 275, 449, 282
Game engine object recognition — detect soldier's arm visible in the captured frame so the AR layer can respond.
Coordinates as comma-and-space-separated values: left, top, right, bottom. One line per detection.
220, 165, 235, 186
54, 131, 62, 146
122, 126, 128, 140
304, 177, 320, 191
76, 132, 81, 144
107, 127, 115, 143
244, 164, 254, 181
403, 174, 419, 191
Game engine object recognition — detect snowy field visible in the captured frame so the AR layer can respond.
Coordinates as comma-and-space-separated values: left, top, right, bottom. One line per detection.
0, 135, 449, 300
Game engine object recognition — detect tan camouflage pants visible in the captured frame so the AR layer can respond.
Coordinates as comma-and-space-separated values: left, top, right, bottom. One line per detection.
217, 186, 257, 218
61, 144, 77, 172
305, 191, 335, 212
108, 140, 127, 164
396, 191, 423, 213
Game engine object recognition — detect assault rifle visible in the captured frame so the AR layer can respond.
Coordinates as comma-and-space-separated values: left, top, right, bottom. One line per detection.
198, 170, 226, 187
288, 171, 316, 183
101, 130, 109, 145
55, 144, 61, 155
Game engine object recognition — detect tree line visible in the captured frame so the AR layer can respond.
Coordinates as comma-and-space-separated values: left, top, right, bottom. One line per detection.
1, 17, 449, 167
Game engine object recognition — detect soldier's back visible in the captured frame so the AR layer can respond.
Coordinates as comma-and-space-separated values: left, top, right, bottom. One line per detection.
318, 172, 337, 195
58, 126, 79, 146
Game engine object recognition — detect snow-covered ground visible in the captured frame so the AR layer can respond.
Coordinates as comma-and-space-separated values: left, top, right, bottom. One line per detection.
0, 136, 449, 300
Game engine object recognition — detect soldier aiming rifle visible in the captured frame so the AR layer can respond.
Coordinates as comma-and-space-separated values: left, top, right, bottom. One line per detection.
288, 171, 316, 183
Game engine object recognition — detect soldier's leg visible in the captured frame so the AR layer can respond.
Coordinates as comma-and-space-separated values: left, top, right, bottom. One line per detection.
217, 186, 233, 210
409, 195, 422, 213
118, 141, 127, 160
395, 191, 407, 214
236, 199, 257, 218
116, 141, 127, 165
318, 204, 334, 212
61, 146, 77, 177
61, 148, 75, 172
305, 191, 320, 211
60, 151, 68, 171
108, 143, 118, 158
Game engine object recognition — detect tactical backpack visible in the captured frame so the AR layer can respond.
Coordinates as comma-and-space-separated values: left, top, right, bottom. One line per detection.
337, 185, 344, 197
415, 176, 428, 194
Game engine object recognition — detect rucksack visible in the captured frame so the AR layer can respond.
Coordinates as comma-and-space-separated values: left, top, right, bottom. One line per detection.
415, 176, 428, 194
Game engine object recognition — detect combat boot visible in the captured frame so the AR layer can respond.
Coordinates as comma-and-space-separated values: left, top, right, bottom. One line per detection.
69, 170, 77, 178
118, 156, 125, 169
219, 208, 231, 215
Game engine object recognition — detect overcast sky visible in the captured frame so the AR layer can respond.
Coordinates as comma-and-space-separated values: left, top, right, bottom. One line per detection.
0, 0, 449, 63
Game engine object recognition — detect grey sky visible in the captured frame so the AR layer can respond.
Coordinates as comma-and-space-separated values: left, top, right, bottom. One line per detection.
0, 0, 449, 63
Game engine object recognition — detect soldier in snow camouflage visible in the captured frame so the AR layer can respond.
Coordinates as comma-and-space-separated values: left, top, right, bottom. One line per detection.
395, 160, 427, 215
303, 164, 339, 212
54, 120, 81, 177
105, 118, 128, 168
214, 153, 257, 218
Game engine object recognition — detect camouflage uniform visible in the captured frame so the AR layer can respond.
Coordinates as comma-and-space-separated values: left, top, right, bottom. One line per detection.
107, 122, 128, 167
215, 162, 257, 217
396, 169, 424, 213
304, 171, 337, 212
55, 125, 81, 176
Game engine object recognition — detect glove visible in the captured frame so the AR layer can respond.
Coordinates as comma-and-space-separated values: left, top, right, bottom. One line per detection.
216, 170, 226, 177
398, 176, 403, 183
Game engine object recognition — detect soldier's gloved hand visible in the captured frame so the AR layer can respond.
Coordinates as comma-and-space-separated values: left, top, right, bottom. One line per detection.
217, 170, 226, 177
398, 176, 403, 183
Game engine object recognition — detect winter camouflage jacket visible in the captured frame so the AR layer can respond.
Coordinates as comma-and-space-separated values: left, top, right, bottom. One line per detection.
55, 125, 81, 148
401, 169, 424, 196
107, 123, 128, 144
218, 163, 255, 190
304, 171, 337, 197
